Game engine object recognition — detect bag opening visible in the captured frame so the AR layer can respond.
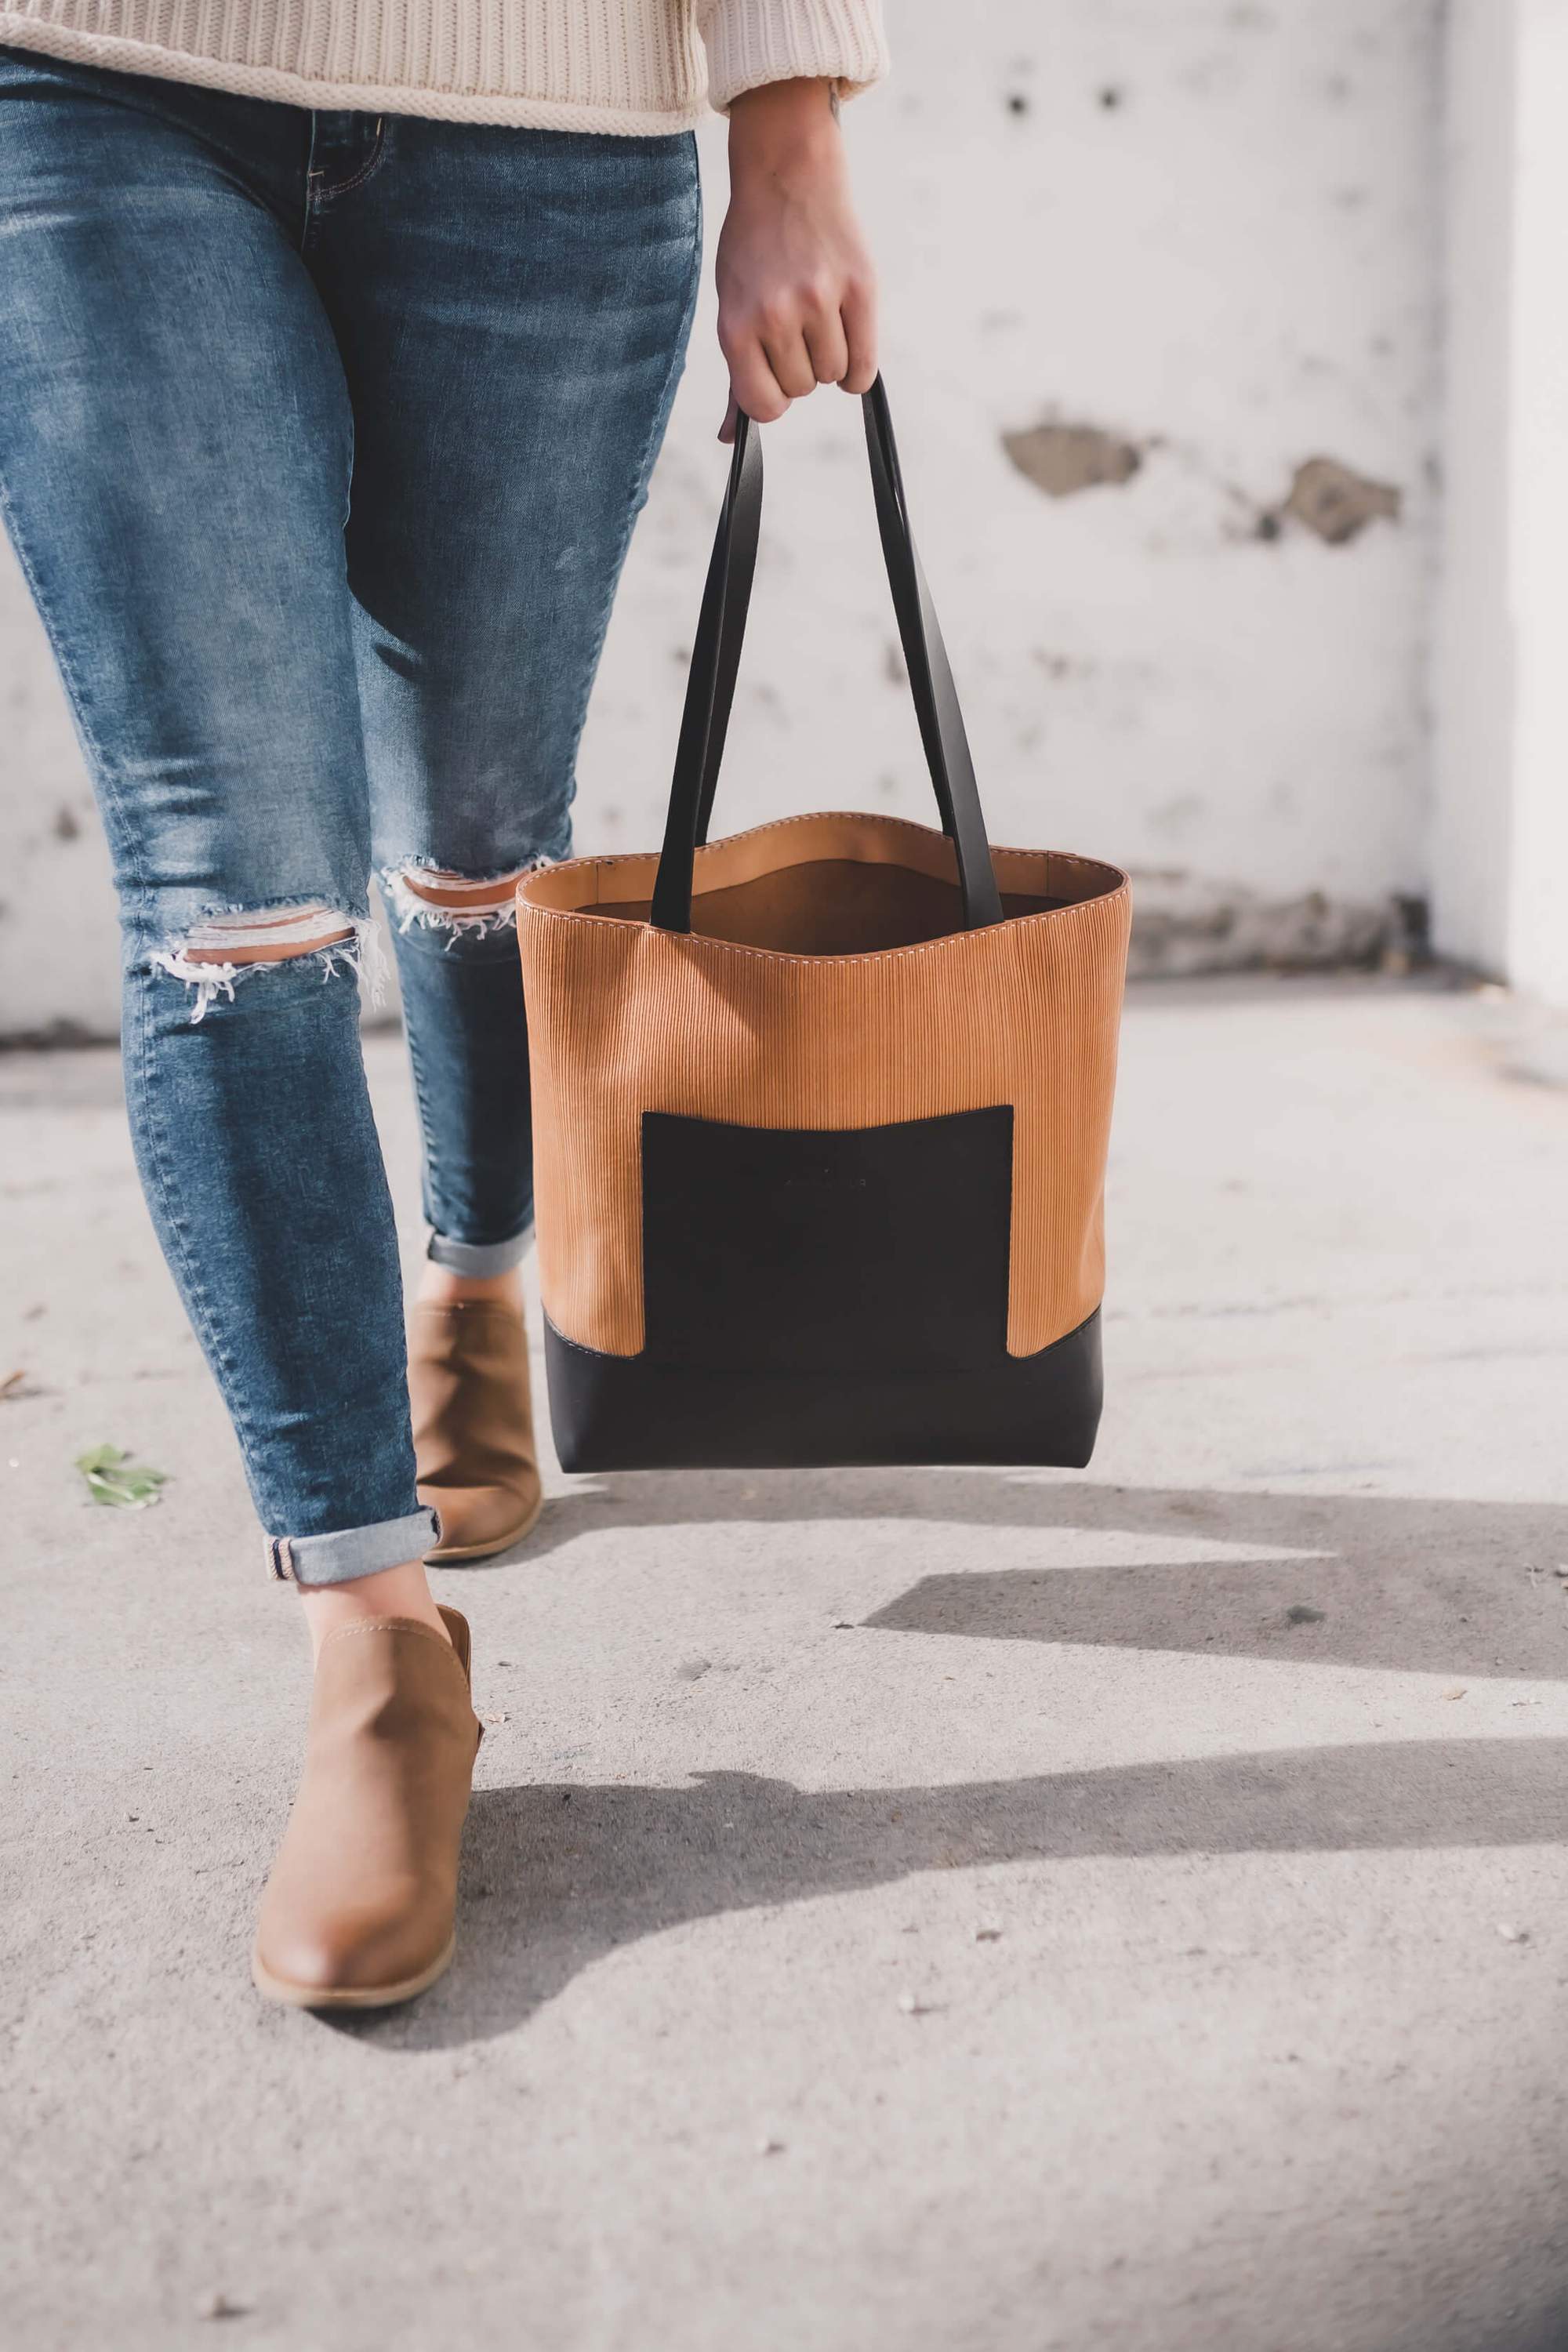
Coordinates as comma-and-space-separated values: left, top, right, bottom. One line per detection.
522, 814, 1124, 959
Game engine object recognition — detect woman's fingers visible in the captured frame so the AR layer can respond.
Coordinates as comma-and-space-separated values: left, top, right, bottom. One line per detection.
718, 314, 793, 425
804, 299, 851, 389
760, 318, 820, 401
838, 276, 878, 395
720, 287, 866, 436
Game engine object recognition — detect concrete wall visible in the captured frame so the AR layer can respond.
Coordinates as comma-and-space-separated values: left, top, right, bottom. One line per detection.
0, 0, 1446, 1039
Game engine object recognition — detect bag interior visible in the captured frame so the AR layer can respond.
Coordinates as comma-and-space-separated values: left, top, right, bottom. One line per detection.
524, 815, 1123, 956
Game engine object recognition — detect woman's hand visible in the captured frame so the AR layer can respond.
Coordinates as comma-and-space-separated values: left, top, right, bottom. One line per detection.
715, 78, 878, 441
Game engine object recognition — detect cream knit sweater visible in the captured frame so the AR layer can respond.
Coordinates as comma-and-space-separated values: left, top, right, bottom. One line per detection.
0, 0, 888, 129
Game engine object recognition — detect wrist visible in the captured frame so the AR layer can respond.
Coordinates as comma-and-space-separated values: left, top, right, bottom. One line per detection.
728, 77, 840, 178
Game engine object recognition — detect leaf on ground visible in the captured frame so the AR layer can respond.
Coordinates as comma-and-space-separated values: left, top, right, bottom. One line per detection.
75, 1443, 169, 1510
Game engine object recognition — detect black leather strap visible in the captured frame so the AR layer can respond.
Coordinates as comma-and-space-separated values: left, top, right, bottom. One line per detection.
650, 376, 1004, 935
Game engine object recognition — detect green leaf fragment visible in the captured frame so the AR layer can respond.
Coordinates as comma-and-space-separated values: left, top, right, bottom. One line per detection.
75, 1443, 169, 1509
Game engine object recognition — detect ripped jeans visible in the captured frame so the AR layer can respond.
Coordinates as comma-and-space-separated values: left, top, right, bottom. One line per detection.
0, 49, 700, 1582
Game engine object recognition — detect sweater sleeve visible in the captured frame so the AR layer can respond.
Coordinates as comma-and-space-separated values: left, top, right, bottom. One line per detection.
695, 0, 890, 114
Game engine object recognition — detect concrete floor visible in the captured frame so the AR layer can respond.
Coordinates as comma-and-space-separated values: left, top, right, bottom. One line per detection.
5, 975, 1568, 2352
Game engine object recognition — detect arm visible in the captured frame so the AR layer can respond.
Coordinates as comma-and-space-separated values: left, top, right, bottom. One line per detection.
716, 76, 877, 439
695, 2, 889, 440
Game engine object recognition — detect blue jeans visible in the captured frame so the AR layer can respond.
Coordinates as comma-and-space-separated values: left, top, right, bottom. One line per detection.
0, 49, 700, 1582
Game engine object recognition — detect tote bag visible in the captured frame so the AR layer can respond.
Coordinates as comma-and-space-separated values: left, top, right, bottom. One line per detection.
517, 379, 1131, 1473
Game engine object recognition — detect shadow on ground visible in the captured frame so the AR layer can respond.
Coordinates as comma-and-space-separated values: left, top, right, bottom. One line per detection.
327, 1734, 1568, 2053
488, 1475, 1568, 1680
332, 1475, 1568, 2052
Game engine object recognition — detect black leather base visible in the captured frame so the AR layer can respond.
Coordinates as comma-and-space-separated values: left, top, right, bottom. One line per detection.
544, 1308, 1103, 1473
543, 1105, 1104, 1472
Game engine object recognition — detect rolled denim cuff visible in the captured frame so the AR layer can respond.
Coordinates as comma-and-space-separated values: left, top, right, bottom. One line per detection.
426, 1228, 531, 1278
267, 1508, 439, 1587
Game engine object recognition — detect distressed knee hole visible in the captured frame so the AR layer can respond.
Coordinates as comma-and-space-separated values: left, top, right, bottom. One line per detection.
180, 906, 357, 965
151, 902, 384, 1022
380, 862, 534, 942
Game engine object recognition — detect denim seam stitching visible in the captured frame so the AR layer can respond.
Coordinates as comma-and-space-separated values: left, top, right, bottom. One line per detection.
555, 147, 703, 794
129, 967, 271, 1507
400, 993, 448, 1236
309, 114, 389, 208
299, 110, 321, 254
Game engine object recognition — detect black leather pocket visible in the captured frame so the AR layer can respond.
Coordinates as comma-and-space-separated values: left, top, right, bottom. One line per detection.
640, 1105, 1014, 1374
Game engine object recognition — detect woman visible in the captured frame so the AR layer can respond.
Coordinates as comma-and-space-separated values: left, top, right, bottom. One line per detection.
0, 0, 885, 2007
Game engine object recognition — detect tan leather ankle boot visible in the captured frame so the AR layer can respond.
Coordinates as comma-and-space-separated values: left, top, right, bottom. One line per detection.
252, 1606, 481, 2009
409, 1299, 543, 1563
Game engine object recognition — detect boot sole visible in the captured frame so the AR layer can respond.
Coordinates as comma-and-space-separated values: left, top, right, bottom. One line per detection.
252, 1931, 457, 2011
423, 1489, 544, 1566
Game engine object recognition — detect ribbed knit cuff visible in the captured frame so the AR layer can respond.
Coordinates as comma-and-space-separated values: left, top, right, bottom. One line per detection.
700, 0, 889, 112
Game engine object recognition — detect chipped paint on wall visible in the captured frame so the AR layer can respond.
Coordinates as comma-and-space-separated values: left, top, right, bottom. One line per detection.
1000, 423, 1406, 552
1002, 422, 1145, 499
1127, 869, 1422, 978
1281, 456, 1403, 544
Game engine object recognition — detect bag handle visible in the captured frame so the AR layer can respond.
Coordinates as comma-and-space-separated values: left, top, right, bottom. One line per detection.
649, 375, 1004, 935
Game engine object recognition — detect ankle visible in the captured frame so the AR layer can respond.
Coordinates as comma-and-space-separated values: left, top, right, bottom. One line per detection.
296, 1559, 451, 1661
418, 1263, 524, 1312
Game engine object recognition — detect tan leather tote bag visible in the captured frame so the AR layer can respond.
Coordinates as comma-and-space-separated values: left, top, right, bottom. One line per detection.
517, 379, 1130, 1472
